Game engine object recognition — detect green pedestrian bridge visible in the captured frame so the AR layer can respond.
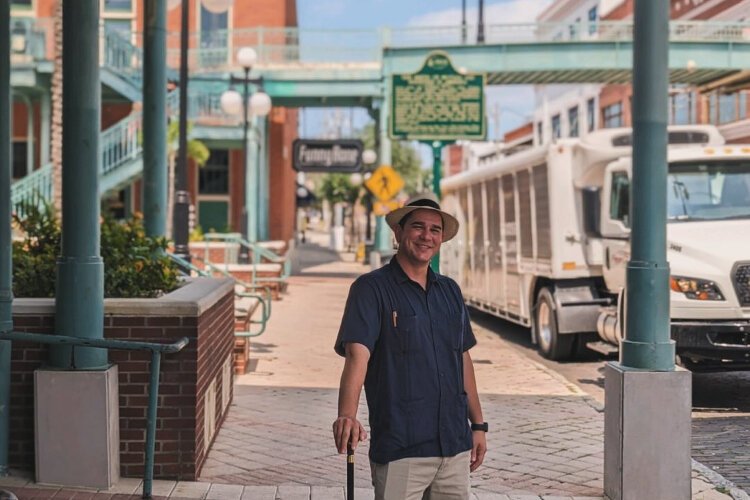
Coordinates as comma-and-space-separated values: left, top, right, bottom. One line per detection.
9, 19, 750, 212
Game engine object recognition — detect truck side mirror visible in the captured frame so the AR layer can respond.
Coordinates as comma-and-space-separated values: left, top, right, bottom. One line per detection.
582, 186, 601, 237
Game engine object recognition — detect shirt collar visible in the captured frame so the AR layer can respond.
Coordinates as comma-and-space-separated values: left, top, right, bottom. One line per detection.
388, 255, 438, 286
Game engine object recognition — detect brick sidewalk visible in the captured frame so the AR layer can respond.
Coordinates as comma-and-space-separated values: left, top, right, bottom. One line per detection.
0, 231, 739, 499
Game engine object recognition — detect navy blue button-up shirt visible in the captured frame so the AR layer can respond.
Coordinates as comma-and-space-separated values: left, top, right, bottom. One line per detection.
334, 257, 477, 464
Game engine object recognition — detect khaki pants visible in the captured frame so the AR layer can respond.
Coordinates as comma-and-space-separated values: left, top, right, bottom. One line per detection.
370, 451, 471, 500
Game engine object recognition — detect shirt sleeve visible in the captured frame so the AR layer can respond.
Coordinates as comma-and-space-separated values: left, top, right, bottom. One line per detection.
448, 278, 477, 352
462, 302, 477, 352
334, 276, 382, 357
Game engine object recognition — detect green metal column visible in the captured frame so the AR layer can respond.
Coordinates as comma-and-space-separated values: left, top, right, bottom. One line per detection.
246, 116, 259, 243
40, 89, 50, 166
257, 116, 269, 241
51, 0, 107, 370
375, 100, 392, 253
431, 142, 442, 200
620, 0, 675, 371
430, 141, 443, 273
0, 0, 13, 476
142, 0, 167, 237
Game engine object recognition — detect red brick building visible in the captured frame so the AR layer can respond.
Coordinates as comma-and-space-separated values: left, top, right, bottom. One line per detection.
10, 0, 299, 243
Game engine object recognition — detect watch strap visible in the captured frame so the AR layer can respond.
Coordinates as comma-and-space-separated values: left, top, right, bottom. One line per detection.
471, 422, 488, 432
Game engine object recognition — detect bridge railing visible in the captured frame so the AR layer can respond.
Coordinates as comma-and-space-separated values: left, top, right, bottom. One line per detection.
15, 18, 750, 74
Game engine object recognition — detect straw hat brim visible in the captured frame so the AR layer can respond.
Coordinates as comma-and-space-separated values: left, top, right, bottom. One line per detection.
385, 205, 459, 242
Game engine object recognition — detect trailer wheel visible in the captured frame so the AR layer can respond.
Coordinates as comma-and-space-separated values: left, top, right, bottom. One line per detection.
534, 288, 575, 361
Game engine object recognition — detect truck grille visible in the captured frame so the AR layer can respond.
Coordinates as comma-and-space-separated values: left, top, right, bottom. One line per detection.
734, 263, 750, 307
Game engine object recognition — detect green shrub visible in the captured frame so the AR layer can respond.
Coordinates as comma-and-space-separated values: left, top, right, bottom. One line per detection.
13, 202, 180, 299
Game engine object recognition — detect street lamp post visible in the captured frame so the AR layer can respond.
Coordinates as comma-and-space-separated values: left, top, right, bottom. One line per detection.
361, 149, 377, 242
477, 0, 485, 44
220, 47, 272, 262
172, 0, 191, 263
171, 0, 234, 263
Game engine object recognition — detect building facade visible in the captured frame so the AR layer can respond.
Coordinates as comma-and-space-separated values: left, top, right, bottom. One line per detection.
10, 0, 299, 243
501, 0, 750, 147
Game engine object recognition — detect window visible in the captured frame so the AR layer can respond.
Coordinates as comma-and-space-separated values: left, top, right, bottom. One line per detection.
602, 102, 624, 128
667, 161, 750, 221
104, 0, 132, 11
609, 172, 630, 227
588, 6, 598, 35
551, 114, 561, 139
568, 106, 579, 137
537, 121, 543, 144
11, 0, 32, 10
200, 4, 229, 66
708, 92, 748, 125
569, 18, 580, 39
104, 19, 131, 40
670, 90, 694, 125
12, 142, 27, 180
587, 98, 596, 132
199, 149, 229, 195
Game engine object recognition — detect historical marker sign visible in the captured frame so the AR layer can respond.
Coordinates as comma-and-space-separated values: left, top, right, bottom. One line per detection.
391, 51, 486, 141
292, 139, 364, 173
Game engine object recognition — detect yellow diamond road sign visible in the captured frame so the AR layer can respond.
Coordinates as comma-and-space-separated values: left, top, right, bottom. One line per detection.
373, 200, 401, 216
365, 165, 404, 202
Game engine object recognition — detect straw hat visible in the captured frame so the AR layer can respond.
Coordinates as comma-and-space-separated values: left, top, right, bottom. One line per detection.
385, 193, 459, 242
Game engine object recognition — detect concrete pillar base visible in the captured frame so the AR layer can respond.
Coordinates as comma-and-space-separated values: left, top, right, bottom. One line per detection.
604, 362, 691, 500
35, 366, 120, 489
330, 226, 345, 251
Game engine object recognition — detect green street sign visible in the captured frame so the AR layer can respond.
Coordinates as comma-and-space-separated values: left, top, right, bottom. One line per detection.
390, 51, 486, 141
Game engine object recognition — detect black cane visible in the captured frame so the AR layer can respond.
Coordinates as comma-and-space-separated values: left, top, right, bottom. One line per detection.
347, 444, 354, 500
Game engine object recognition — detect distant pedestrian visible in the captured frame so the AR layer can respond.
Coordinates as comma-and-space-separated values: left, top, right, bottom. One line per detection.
300, 213, 309, 244
332, 193, 487, 500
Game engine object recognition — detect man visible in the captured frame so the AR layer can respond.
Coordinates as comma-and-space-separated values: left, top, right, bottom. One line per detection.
332, 194, 487, 500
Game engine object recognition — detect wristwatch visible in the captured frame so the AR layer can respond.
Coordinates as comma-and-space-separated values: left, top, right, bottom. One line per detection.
470, 422, 488, 432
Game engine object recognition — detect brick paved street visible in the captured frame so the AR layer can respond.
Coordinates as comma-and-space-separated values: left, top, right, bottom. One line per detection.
0, 230, 738, 499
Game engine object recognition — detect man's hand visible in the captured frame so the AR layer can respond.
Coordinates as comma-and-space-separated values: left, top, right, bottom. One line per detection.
332, 415, 368, 454
470, 430, 487, 472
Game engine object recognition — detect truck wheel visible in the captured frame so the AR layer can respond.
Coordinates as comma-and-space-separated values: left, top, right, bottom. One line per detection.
534, 288, 575, 361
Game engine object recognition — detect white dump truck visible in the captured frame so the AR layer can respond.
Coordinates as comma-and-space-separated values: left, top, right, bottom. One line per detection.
440, 125, 750, 368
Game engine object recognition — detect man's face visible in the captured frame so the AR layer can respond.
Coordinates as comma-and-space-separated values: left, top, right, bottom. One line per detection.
395, 209, 444, 266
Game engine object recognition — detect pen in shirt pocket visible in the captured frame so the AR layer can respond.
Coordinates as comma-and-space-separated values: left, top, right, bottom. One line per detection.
392, 310, 398, 328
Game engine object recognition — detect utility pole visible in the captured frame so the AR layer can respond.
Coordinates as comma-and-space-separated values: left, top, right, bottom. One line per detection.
477, 0, 485, 44
461, 0, 467, 44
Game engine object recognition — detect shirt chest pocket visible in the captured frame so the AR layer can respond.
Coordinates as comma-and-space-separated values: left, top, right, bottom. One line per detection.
435, 308, 464, 352
394, 314, 419, 353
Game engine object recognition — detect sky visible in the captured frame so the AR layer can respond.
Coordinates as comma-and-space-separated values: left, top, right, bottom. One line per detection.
295, 0, 554, 166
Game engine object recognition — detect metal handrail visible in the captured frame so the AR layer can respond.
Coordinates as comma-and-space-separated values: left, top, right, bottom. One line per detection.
10, 163, 52, 218
0, 331, 188, 499
204, 232, 291, 281
166, 253, 271, 336
10, 87, 192, 209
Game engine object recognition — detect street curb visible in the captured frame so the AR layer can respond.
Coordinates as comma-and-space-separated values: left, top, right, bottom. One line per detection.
493, 330, 748, 498
692, 459, 750, 499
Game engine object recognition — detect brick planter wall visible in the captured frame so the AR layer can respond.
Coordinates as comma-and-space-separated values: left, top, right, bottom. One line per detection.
8, 277, 235, 481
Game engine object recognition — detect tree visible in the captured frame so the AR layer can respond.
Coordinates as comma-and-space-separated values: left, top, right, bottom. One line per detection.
359, 123, 426, 196
316, 173, 360, 205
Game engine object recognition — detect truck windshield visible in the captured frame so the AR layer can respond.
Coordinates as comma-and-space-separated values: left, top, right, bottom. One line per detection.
668, 160, 750, 221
